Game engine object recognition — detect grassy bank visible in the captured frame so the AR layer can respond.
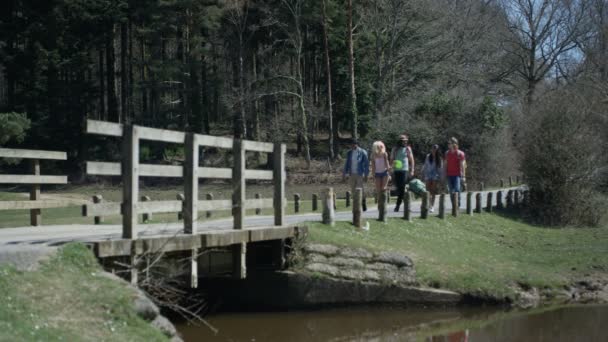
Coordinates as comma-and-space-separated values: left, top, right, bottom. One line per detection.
306, 213, 608, 300
0, 244, 167, 341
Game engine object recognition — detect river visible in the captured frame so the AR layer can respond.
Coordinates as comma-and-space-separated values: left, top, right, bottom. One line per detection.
176, 304, 608, 341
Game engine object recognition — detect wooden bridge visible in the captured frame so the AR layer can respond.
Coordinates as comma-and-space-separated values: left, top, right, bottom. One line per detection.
0, 120, 302, 286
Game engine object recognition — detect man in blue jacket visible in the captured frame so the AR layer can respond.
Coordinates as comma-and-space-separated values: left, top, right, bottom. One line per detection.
343, 139, 369, 211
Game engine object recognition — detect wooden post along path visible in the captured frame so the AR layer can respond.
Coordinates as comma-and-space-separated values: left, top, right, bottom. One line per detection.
420, 192, 429, 219
466, 192, 473, 215
475, 193, 482, 213
486, 192, 493, 213
451, 193, 459, 217
322, 187, 335, 226
294, 194, 301, 213
312, 194, 318, 211
438, 194, 446, 219
378, 190, 387, 223
403, 192, 412, 222
353, 188, 364, 228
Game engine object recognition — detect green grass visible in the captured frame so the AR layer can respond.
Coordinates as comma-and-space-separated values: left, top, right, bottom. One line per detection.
0, 243, 167, 341
306, 214, 608, 300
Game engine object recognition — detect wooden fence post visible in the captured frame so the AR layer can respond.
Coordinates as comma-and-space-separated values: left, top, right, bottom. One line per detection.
232, 139, 246, 279
255, 193, 262, 215
345, 191, 351, 207
205, 193, 213, 218
466, 192, 473, 215
438, 194, 446, 219
404, 192, 412, 222
500, 179, 504, 188
506, 190, 513, 208
333, 192, 337, 210
294, 194, 300, 213
122, 125, 139, 239
420, 192, 429, 219
29, 159, 41, 226
141, 195, 152, 223
523, 190, 530, 207
497, 191, 503, 209
353, 188, 363, 228
312, 193, 318, 211
176, 194, 185, 220
486, 192, 493, 213
233, 139, 245, 230
92, 195, 104, 224
514, 190, 520, 207
475, 193, 482, 213
184, 132, 199, 234
378, 190, 387, 222
479, 182, 485, 191
273, 143, 286, 226
322, 187, 335, 226
509, 176, 513, 187
451, 193, 459, 217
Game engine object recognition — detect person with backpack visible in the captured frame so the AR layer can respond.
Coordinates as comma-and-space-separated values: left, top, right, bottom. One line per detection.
445, 137, 466, 208
390, 134, 415, 212
421, 144, 443, 213
343, 139, 369, 211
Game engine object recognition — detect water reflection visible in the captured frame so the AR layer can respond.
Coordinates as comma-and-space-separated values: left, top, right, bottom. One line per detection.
176, 305, 608, 342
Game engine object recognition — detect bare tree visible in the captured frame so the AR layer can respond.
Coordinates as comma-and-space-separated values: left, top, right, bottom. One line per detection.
347, 0, 358, 139
321, 0, 335, 159
500, 0, 590, 105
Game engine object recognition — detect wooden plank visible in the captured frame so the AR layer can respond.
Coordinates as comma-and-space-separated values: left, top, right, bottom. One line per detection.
138, 126, 185, 143
87, 161, 120, 176
87, 163, 256, 180
0, 199, 85, 210
201, 230, 249, 248
136, 200, 182, 214
184, 133, 199, 234
233, 139, 245, 229
248, 226, 298, 242
244, 169, 273, 180
87, 119, 123, 137
0, 175, 67, 184
197, 199, 232, 211
140, 235, 202, 254
0, 148, 67, 160
197, 134, 233, 149
273, 143, 286, 226
122, 125, 139, 239
242, 140, 273, 153
95, 239, 132, 257
199, 167, 232, 179
82, 202, 121, 217
244, 198, 274, 210
87, 162, 184, 178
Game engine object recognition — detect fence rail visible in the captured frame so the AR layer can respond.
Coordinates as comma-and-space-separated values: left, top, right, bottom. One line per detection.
84, 120, 286, 239
0, 147, 68, 225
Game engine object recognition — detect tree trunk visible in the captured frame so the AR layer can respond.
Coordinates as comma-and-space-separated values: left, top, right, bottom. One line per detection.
106, 26, 119, 122
322, 0, 335, 160
347, 0, 358, 139
120, 21, 129, 123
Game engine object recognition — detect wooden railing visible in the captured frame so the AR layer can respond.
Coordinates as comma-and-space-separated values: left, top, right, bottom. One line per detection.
83, 120, 286, 239
0, 148, 69, 226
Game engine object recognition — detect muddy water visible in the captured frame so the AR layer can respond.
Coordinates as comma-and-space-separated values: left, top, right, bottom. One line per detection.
176, 305, 608, 341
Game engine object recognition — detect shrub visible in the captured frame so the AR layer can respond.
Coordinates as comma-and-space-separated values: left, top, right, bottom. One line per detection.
0, 112, 30, 145
520, 89, 606, 226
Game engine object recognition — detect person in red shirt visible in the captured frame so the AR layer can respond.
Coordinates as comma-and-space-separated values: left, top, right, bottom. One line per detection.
444, 137, 466, 208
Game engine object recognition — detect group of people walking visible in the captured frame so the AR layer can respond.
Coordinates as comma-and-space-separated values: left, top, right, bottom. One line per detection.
343, 135, 466, 213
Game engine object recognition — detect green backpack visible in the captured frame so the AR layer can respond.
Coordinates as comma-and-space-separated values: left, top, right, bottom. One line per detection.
408, 178, 427, 195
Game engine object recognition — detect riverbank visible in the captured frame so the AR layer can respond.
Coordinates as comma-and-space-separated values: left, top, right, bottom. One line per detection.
0, 243, 177, 341
299, 212, 608, 306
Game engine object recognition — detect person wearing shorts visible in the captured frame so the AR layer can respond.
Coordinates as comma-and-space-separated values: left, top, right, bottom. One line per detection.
445, 137, 466, 208
371, 140, 391, 204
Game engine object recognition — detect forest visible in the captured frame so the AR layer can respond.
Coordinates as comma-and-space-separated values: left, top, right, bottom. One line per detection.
1, 0, 607, 225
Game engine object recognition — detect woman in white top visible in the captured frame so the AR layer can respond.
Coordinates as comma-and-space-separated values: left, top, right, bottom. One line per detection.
371, 141, 391, 202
